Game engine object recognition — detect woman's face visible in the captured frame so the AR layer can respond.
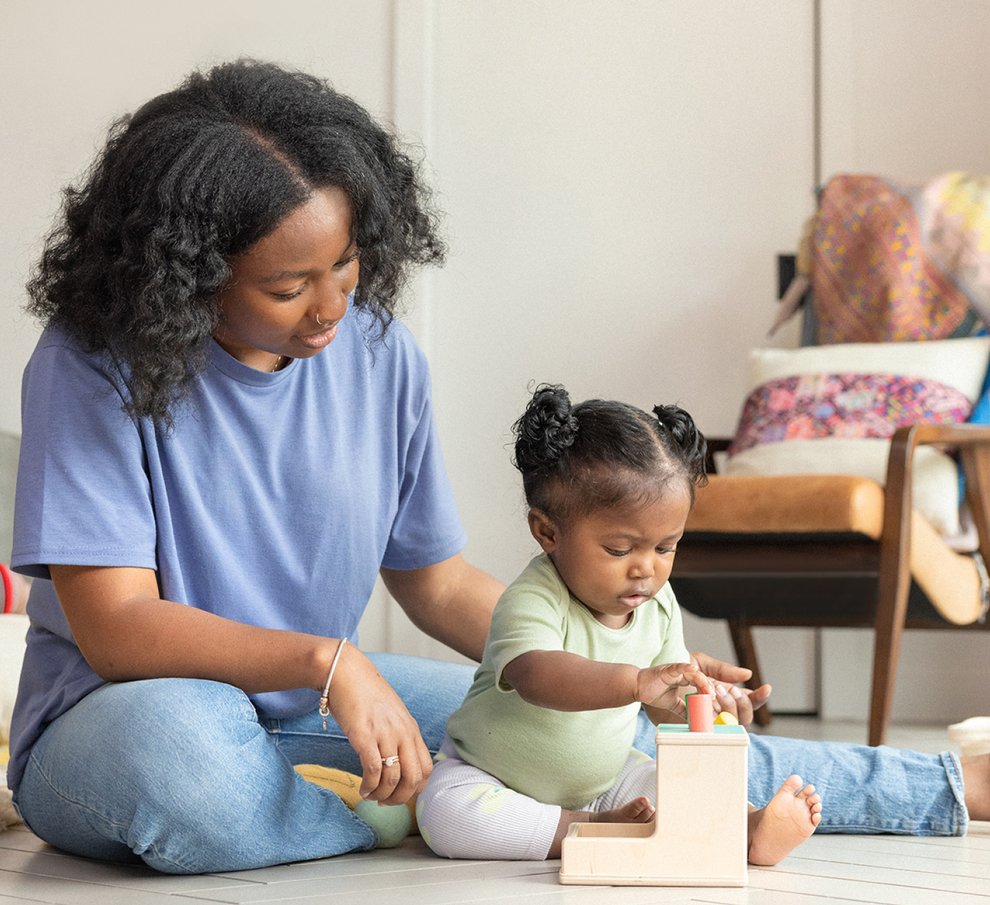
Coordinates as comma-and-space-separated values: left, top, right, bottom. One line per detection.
214, 186, 359, 371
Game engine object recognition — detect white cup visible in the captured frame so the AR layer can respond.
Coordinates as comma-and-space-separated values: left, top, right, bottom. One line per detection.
948, 716, 990, 757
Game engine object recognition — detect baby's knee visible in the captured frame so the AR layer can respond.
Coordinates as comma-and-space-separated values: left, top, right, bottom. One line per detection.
416, 776, 467, 858
418, 774, 555, 861
417, 776, 498, 858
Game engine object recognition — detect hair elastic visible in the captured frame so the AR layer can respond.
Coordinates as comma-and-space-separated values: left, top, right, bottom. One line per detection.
319, 636, 348, 732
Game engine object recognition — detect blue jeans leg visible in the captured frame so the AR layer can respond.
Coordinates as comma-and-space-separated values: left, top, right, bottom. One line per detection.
15, 678, 376, 873
633, 712, 968, 836
13, 654, 477, 874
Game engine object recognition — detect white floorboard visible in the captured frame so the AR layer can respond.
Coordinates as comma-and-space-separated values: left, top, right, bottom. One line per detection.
0, 717, 987, 905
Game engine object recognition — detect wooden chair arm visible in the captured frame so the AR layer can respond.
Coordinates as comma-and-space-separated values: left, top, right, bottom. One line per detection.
883, 422, 990, 563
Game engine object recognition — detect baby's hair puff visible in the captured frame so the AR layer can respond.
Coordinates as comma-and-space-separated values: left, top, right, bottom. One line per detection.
512, 384, 707, 523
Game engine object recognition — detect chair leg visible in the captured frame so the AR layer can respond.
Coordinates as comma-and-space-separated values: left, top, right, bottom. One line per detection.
727, 619, 772, 727
867, 428, 920, 747
870, 530, 913, 747
869, 590, 907, 747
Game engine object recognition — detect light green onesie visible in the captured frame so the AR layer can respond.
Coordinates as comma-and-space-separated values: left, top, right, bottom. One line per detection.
446, 554, 690, 809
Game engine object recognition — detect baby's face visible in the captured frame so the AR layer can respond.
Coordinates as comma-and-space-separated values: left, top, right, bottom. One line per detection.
547, 484, 693, 629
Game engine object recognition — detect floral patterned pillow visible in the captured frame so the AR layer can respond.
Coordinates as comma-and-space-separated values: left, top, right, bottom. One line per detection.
724, 337, 990, 539
729, 373, 973, 455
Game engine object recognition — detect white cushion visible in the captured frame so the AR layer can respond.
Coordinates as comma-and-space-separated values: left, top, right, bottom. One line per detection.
741, 337, 990, 394
0, 615, 28, 746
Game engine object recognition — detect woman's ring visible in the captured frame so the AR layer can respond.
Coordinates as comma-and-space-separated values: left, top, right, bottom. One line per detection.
382, 755, 400, 767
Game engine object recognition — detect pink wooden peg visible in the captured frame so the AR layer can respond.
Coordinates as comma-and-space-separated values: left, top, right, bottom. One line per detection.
687, 692, 714, 732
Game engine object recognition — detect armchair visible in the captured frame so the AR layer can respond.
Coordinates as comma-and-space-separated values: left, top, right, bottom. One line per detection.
671, 170, 990, 746
672, 424, 990, 747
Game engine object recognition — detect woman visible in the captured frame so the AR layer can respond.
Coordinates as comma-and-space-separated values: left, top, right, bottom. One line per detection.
10, 58, 505, 872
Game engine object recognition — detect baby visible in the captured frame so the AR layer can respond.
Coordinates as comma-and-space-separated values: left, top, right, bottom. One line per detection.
417, 384, 821, 864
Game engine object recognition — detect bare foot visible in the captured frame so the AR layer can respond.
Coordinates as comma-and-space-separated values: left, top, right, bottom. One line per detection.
747, 775, 822, 866
591, 796, 656, 825
962, 754, 990, 821
549, 797, 655, 858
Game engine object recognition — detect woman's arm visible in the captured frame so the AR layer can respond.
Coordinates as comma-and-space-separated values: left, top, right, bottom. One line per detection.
50, 563, 433, 804
51, 564, 337, 690
380, 553, 504, 662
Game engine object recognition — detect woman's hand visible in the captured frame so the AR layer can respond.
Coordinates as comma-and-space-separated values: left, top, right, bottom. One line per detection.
689, 651, 772, 726
636, 661, 712, 716
324, 643, 434, 805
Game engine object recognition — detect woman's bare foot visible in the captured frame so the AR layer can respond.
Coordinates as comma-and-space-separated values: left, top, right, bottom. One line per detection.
962, 754, 990, 821
548, 797, 655, 858
747, 775, 822, 866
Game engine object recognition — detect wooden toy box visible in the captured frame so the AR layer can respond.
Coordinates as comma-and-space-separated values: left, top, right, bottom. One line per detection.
559, 723, 749, 886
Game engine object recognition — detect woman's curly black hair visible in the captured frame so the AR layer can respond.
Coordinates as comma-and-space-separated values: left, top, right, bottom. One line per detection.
26, 59, 446, 427
512, 383, 708, 523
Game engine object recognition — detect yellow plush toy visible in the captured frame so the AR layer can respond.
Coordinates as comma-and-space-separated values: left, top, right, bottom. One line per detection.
294, 764, 365, 808
294, 765, 416, 848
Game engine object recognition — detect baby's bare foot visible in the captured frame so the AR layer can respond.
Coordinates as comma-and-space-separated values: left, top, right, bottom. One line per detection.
551, 797, 656, 857
748, 775, 822, 866
592, 796, 656, 824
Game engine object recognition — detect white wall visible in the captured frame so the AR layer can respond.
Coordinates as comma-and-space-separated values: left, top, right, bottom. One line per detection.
820, 0, 990, 184
2, 1, 987, 724
397, 2, 818, 717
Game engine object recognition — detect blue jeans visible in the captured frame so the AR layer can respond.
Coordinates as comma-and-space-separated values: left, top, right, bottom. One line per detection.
14, 653, 968, 874
635, 721, 968, 837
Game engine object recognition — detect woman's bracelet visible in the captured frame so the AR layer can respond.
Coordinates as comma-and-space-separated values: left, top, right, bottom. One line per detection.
319, 636, 348, 733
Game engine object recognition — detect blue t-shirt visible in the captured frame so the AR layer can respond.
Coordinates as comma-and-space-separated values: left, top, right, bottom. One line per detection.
8, 309, 466, 791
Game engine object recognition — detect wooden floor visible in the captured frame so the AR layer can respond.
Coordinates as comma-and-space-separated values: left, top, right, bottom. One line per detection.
1, 718, 987, 905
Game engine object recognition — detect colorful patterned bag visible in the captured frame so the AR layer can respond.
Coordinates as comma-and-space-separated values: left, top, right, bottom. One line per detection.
811, 172, 990, 342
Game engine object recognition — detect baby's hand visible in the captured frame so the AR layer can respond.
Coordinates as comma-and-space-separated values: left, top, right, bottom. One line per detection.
637, 662, 710, 715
